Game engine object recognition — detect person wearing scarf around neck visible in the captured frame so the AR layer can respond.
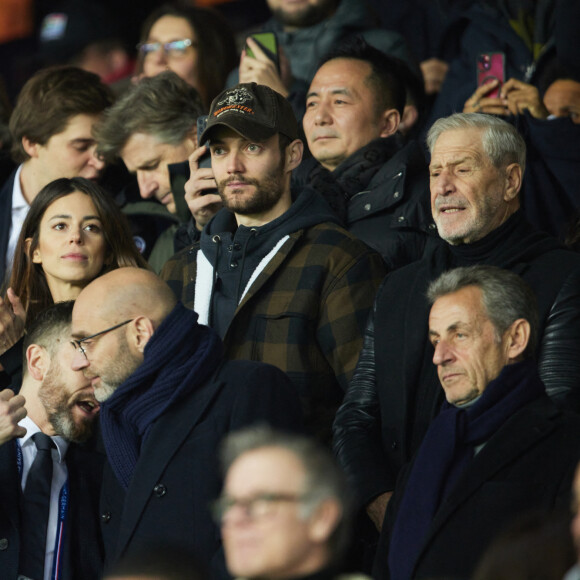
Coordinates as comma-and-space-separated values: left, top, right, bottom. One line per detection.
70, 267, 303, 579
379, 265, 580, 580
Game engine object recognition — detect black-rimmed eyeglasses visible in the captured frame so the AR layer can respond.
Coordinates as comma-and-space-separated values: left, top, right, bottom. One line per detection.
71, 319, 133, 359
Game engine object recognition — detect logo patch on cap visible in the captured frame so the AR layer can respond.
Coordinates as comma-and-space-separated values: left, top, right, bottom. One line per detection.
214, 87, 255, 118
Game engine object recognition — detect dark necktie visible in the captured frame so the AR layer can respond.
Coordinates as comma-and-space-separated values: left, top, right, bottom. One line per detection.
19, 432, 55, 580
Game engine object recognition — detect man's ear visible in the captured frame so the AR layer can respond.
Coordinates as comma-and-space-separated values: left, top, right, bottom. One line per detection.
504, 318, 530, 362
285, 139, 304, 172
308, 499, 342, 544
131, 316, 155, 353
22, 136, 39, 159
378, 109, 401, 138
398, 105, 419, 135
26, 344, 49, 381
503, 163, 522, 202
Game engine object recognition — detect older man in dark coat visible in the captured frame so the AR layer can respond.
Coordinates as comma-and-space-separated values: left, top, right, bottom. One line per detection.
379, 265, 580, 580
71, 268, 303, 579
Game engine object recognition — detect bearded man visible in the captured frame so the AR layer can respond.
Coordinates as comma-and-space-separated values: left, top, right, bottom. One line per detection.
161, 83, 386, 442
0, 301, 103, 579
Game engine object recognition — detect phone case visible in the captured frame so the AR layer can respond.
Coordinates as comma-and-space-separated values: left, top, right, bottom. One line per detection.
476, 52, 505, 98
246, 32, 279, 72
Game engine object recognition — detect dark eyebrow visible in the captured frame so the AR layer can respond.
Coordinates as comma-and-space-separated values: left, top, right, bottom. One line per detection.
48, 214, 101, 221
306, 87, 351, 99
69, 138, 95, 146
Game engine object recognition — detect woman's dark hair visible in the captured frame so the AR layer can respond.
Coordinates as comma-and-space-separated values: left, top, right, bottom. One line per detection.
8, 177, 148, 326
138, 4, 238, 108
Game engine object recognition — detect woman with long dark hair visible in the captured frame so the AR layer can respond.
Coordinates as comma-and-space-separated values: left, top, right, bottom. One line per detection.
0, 177, 148, 384
136, 4, 238, 109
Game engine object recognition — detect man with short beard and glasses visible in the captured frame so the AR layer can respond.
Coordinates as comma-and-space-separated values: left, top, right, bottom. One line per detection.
70, 267, 303, 579
161, 83, 386, 442
0, 301, 104, 580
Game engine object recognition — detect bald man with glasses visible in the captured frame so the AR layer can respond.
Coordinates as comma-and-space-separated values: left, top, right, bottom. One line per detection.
70, 267, 302, 579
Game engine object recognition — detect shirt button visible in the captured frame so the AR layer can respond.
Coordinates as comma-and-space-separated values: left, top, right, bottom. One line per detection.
154, 483, 167, 497
391, 441, 398, 450
101, 512, 111, 524
0, 538, 8, 550
393, 191, 400, 199
364, 203, 371, 211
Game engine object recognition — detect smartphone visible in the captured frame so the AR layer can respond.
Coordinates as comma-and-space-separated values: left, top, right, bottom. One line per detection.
476, 52, 505, 98
245, 32, 279, 72
196, 115, 216, 196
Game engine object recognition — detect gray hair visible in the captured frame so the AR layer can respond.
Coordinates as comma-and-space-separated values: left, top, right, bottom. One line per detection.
95, 71, 203, 163
426, 113, 526, 174
220, 425, 352, 562
426, 265, 538, 359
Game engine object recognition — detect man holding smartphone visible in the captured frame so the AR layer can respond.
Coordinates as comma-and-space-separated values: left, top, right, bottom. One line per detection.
161, 82, 386, 442
231, 0, 413, 120
95, 71, 222, 272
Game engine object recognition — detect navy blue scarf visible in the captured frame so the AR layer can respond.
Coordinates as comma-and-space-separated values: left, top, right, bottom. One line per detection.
100, 302, 223, 489
388, 359, 545, 580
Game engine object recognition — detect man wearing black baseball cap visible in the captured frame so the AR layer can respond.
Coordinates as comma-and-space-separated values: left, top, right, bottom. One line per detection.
162, 82, 386, 442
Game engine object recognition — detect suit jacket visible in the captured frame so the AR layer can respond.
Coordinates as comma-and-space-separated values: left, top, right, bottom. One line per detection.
375, 395, 580, 580
99, 359, 303, 579
0, 437, 105, 579
0, 169, 16, 287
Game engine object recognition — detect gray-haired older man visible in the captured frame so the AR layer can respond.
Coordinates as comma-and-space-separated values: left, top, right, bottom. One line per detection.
378, 266, 580, 580
333, 113, 580, 543
216, 426, 366, 580
95, 71, 220, 271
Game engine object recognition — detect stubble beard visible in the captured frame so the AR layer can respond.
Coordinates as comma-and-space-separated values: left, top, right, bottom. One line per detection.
435, 192, 505, 246
38, 365, 95, 444
217, 161, 286, 216
92, 335, 141, 404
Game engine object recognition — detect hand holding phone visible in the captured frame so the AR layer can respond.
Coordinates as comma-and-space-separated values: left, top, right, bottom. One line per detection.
184, 145, 222, 229
245, 33, 279, 72
240, 34, 289, 97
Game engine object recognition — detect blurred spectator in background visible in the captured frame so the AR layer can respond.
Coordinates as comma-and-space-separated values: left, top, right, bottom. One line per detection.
37, 1, 135, 88
217, 426, 364, 580
136, 4, 238, 109
228, 0, 415, 121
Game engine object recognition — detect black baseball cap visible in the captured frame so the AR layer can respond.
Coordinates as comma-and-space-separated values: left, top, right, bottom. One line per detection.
200, 82, 299, 144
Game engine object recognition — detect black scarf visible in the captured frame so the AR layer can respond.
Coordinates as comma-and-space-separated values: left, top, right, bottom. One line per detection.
388, 359, 545, 580
307, 136, 402, 223
100, 303, 223, 489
